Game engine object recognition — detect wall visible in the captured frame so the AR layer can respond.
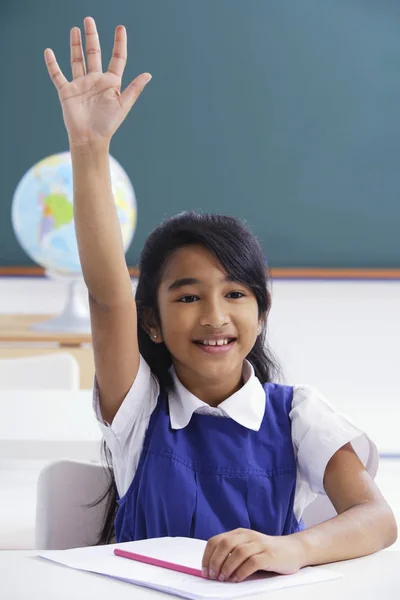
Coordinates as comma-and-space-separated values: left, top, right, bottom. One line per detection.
2, 0, 400, 268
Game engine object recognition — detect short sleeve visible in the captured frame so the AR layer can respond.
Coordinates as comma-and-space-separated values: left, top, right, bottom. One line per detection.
92, 354, 160, 495
290, 385, 379, 495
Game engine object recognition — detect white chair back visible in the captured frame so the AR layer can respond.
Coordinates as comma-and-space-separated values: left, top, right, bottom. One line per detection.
35, 460, 110, 550
35, 459, 336, 550
0, 353, 80, 390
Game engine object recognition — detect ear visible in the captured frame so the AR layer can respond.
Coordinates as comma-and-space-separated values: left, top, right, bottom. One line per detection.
142, 308, 164, 343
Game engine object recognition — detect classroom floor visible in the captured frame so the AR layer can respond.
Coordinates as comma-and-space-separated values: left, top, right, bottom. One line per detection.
1, 458, 399, 551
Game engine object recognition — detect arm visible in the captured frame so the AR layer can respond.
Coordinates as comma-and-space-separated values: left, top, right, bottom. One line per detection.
44, 17, 152, 423
293, 442, 397, 565
202, 443, 397, 582
72, 144, 138, 424
71, 144, 132, 306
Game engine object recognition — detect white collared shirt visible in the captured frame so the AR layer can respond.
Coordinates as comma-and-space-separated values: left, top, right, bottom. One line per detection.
93, 356, 378, 522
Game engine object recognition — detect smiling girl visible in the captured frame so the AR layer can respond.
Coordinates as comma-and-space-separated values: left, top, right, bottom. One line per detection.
45, 16, 397, 584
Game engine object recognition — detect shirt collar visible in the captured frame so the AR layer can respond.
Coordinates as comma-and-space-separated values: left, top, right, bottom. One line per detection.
168, 360, 266, 431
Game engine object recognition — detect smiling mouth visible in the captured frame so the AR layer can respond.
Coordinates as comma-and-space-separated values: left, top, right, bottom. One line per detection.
192, 338, 237, 354
193, 338, 236, 347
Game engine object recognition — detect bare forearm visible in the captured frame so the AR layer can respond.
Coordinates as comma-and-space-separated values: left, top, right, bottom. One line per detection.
294, 501, 397, 567
71, 142, 132, 305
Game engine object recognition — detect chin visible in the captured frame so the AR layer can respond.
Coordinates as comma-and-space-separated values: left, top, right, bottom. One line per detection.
191, 358, 241, 379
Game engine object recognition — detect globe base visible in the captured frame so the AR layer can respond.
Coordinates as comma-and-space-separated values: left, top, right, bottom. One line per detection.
31, 312, 91, 334
31, 275, 91, 334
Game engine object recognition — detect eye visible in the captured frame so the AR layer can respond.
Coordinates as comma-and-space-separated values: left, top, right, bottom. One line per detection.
177, 295, 199, 303
226, 291, 246, 299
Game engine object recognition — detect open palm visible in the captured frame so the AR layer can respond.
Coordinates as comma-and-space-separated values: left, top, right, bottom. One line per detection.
44, 16, 151, 147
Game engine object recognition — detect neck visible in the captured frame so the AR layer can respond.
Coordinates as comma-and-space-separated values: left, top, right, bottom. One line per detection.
173, 362, 244, 407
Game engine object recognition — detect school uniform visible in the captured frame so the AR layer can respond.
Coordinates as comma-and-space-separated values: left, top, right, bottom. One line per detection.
93, 357, 378, 542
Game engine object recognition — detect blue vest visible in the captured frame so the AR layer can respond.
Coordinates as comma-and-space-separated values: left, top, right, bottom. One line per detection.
115, 382, 304, 542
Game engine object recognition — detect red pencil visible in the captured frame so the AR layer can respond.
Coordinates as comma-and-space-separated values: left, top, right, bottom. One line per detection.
114, 548, 204, 578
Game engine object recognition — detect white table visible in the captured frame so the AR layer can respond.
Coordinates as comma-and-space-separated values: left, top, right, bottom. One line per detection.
2, 551, 400, 600
0, 390, 102, 461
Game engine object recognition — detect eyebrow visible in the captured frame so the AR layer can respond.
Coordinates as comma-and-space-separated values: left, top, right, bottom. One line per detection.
167, 275, 237, 292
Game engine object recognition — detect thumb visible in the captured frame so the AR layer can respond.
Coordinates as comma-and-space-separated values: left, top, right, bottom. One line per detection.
120, 72, 152, 114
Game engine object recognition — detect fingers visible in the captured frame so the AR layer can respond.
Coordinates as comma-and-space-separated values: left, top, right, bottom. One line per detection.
119, 72, 152, 114
217, 542, 260, 582
229, 552, 266, 583
201, 532, 223, 577
70, 27, 86, 79
202, 529, 250, 580
107, 25, 127, 78
44, 48, 68, 92
83, 16, 102, 73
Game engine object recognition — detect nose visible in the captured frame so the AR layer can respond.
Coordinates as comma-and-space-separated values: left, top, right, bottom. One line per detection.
199, 298, 230, 329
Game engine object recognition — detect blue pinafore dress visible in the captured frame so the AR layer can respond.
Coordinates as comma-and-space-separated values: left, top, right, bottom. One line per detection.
115, 382, 304, 542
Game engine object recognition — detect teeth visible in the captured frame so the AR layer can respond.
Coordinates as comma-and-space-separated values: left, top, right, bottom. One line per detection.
200, 339, 229, 346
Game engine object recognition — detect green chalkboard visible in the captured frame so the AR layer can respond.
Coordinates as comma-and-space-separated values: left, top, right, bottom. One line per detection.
1, 0, 400, 268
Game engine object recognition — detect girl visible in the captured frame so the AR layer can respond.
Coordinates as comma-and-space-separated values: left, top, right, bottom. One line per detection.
45, 17, 397, 584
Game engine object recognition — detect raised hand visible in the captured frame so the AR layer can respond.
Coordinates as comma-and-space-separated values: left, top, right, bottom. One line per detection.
44, 16, 152, 148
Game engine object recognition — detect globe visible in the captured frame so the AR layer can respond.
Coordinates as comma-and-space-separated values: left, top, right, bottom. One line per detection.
12, 151, 137, 274
11, 152, 137, 332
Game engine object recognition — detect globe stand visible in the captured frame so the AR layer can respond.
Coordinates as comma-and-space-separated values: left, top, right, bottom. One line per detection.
31, 273, 91, 334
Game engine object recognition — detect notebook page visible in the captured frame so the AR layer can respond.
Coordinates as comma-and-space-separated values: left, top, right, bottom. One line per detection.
39, 538, 206, 571
38, 537, 342, 600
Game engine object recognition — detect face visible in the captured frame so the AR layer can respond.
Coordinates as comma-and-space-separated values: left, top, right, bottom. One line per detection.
152, 245, 262, 400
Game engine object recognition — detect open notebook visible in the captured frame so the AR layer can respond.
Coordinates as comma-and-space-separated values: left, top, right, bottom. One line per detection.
38, 537, 342, 600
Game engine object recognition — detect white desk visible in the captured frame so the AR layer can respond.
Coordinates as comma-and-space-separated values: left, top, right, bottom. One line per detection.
0, 390, 102, 461
2, 551, 400, 600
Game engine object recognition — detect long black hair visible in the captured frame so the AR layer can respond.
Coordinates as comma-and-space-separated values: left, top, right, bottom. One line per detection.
95, 212, 282, 544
